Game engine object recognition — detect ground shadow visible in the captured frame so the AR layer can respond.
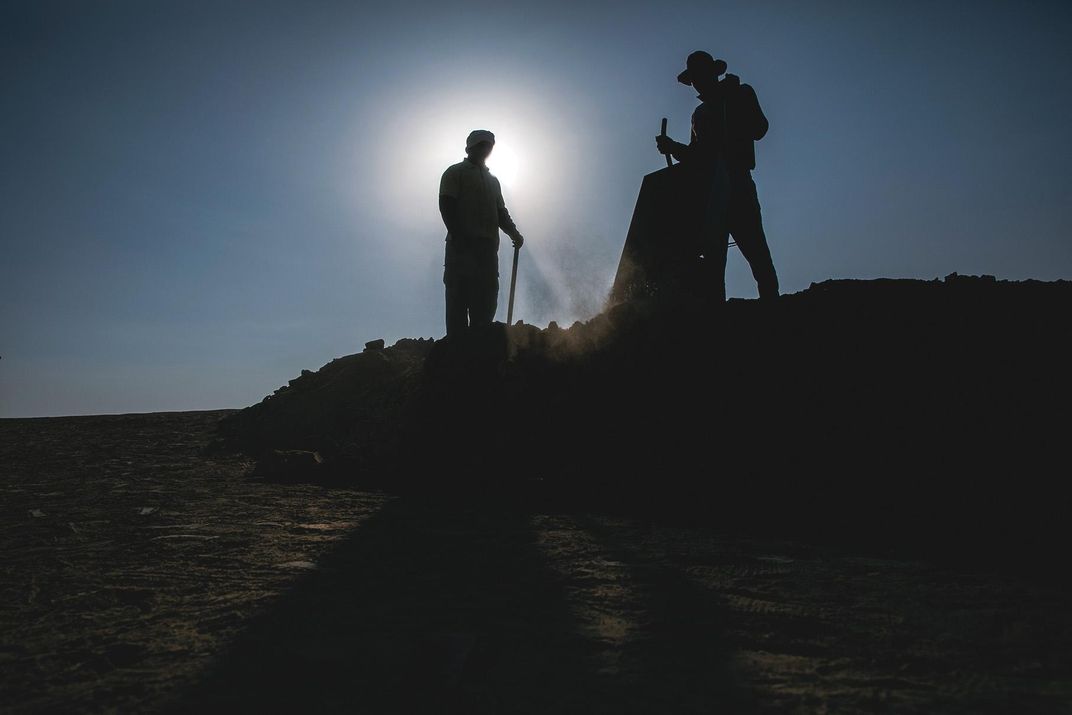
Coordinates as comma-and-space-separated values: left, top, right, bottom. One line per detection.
165, 493, 753, 713
569, 514, 757, 713
164, 496, 577, 712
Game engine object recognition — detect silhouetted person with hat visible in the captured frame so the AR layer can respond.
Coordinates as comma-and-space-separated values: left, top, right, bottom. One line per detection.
439, 130, 525, 336
656, 51, 779, 302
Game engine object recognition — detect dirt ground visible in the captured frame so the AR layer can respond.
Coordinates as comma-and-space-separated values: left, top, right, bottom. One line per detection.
1, 411, 1070, 713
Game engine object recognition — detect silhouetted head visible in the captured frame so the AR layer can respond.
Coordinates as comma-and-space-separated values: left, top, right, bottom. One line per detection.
465, 129, 495, 165
677, 51, 727, 96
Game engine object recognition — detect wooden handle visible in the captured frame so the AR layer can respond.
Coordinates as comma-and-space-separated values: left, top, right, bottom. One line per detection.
507, 245, 520, 326
661, 117, 672, 167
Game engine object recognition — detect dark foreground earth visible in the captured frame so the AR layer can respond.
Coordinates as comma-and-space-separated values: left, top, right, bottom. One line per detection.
2, 410, 1070, 713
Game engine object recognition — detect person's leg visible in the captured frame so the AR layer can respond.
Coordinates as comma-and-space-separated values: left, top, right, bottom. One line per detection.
728, 174, 779, 301
468, 274, 499, 327
445, 276, 468, 337
698, 166, 731, 304
700, 233, 729, 304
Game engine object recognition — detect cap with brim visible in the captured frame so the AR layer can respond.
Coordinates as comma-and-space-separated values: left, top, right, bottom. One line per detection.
677, 51, 727, 86
466, 129, 496, 151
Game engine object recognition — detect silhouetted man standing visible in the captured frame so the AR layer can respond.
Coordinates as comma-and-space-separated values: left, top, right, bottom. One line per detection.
657, 51, 779, 302
439, 130, 525, 336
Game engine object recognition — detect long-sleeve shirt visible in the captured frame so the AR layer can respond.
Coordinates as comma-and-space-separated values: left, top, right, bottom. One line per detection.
670, 74, 769, 173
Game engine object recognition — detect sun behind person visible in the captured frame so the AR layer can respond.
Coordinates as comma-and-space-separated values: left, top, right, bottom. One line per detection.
486, 140, 519, 189
437, 129, 526, 337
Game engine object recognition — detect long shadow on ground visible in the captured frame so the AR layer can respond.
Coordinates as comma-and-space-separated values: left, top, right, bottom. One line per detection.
538, 513, 757, 712
166, 496, 750, 713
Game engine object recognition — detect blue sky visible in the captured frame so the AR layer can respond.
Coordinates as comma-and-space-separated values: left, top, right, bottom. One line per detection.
2, 0, 1070, 416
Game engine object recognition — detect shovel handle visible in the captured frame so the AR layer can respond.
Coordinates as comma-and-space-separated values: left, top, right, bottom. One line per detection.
507, 245, 520, 326
661, 117, 672, 167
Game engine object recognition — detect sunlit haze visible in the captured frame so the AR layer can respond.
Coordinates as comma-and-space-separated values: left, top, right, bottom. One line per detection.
488, 145, 520, 189
2, 1, 1071, 416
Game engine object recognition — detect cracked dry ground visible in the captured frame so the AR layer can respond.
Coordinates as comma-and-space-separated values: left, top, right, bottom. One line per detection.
2, 411, 1070, 713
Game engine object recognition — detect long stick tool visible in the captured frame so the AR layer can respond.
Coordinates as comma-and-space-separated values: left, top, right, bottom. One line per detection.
661, 117, 672, 167
506, 244, 520, 325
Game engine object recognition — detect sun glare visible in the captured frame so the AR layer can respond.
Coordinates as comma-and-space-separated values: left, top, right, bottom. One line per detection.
365, 82, 581, 250
487, 142, 520, 189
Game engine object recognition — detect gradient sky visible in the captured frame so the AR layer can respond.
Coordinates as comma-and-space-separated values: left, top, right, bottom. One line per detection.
2, 0, 1071, 417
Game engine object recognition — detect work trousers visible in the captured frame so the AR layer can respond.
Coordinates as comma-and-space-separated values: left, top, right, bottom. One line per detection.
700, 170, 779, 302
444, 242, 499, 336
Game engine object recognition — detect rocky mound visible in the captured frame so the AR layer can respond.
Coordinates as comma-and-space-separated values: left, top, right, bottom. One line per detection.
219, 274, 1072, 573
217, 337, 435, 474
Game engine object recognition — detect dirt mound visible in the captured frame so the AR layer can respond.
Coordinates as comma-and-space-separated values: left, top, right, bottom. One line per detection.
217, 337, 434, 478
220, 274, 1072, 574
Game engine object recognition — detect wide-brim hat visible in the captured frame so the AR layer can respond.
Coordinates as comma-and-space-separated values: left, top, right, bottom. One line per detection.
677, 51, 727, 86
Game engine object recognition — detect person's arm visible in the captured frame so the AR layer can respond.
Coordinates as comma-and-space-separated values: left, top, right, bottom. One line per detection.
439, 167, 465, 242
669, 138, 692, 163
439, 195, 463, 237
497, 190, 524, 248
656, 134, 690, 162
656, 105, 708, 163
742, 84, 769, 141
